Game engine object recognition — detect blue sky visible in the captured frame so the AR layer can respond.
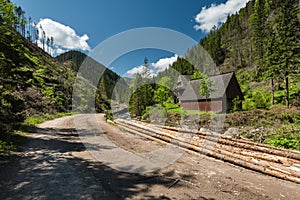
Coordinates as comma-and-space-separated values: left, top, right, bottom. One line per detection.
12, 0, 249, 77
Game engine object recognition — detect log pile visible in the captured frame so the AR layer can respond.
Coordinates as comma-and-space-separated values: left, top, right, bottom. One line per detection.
115, 119, 300, 184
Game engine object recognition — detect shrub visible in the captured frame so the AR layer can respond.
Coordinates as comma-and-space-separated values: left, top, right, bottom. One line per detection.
104, 111, 113, 121
264, 138, 299, 150
263, 125, 300, 150
231, 97, 242, 112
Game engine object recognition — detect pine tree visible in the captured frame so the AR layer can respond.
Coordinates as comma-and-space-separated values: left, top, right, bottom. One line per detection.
27, 17, 32, 41
20, 10, 26, 37
249, 0, 267, 73
46, 37, 50, 54
50, 36, 54, 56
273, 0, 300, 108
262, 27, 279, 105
129, 73, 143, 118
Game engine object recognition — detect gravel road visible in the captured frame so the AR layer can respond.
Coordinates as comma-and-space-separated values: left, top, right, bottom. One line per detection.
0, 114, 299, 200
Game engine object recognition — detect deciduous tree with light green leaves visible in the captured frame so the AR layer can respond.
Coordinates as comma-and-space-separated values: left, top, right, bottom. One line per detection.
0, 0, 17, 28
192, 71, 213, 112
192, 70, 206, 80
199, 73, 213, 112
154, 76, 173, 106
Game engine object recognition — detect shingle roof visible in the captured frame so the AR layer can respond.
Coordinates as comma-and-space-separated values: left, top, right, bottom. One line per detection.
179, 72, 234, 101
177, 75, 191, 88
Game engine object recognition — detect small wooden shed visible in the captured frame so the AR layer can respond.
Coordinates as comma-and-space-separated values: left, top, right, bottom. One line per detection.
176, 72, 243, 113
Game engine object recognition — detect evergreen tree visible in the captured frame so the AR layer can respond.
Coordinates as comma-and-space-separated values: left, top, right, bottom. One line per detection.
50, 36, 54, 56
35, 27, 39, 45
249, 0, 266, 73
262, 27, 279, 105
27, 17, 32, 41
46, 37, 50, 54
273, 0, 300, 108
20, 10, 26, 37
14, 6, 22, 32
170, 57, 195, 75
129, 73, 143, 118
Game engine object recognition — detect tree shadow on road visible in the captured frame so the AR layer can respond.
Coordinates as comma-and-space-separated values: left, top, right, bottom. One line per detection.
0, 126, 215, 200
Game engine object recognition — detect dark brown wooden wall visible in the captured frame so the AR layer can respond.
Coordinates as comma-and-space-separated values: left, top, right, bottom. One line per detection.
181, 100, 223, 112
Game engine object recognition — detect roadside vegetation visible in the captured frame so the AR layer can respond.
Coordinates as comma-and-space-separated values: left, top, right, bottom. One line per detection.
0, 112, 75, 153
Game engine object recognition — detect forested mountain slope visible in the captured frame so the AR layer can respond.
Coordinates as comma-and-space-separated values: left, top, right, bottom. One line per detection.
0, 21, 123, 137
0, 19, 75, 133
187, 0, 299, 108
56, 50, 128, 106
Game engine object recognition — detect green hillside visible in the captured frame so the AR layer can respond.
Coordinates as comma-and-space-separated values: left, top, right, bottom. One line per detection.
187, 0, 300, 109
0, 19, 75, 133
0, 18, 78, 151
56, 50, 128, 108
151, 0, 300, 150
0, 20, 124, 152
56, 50, 87, 72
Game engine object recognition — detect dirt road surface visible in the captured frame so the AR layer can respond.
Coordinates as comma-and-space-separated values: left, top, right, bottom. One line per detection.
0, 114, 299, 199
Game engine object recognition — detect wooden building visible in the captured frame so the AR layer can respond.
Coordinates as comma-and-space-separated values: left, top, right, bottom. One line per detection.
175, 72, 243, 113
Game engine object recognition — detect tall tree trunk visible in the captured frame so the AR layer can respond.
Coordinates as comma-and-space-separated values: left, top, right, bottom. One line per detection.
285, 76, 289, 108
271, 79, 275, 106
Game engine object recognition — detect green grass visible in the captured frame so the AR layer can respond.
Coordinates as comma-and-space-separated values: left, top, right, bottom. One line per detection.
25, 112, 77, 126
164, 103, 215, 115
0, 130, 28, 153
166, 104, 182, 113
183, 110, 215, 115
0, 112, 77, 153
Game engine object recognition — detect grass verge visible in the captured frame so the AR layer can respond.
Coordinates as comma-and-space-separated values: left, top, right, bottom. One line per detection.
0, 112, 76, 153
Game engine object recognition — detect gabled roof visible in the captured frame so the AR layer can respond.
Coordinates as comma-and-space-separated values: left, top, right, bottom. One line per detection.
179, 72, 240, 101
177, 75, 191, 87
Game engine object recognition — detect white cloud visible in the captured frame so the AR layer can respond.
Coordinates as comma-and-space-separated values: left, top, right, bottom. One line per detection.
125, 65, 156, 78
55, 48, 67, 55
152, 54, 178, 72
36, 18, 91, 54
124, 54, 179, 78
194, 0, 250, 32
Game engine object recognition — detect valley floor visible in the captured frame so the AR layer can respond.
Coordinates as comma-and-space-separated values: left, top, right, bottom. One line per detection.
0, 114, 299, 200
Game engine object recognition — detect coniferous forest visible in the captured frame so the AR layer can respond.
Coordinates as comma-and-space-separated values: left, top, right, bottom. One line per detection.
195, 0, 299, 108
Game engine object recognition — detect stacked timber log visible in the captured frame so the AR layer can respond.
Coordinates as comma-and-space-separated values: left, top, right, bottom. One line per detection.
115, 119, 300, 184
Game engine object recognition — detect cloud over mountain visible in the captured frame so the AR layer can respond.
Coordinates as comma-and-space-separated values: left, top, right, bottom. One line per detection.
194, 0, 250, 32
36, 18, 91, 54
124, 54, 178, 78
